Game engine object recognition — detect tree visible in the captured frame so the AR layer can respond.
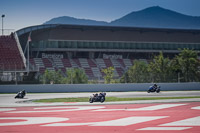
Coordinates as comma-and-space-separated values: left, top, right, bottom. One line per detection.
120, 71, 130, 83
172, 49, 200, 82
41, 69, 65, 84
148, 52, 172, 82
120, 60, 149, 83
41, 69, 53, 84
102, 67, 115, 84
65, 68, 88, 84
54, 70, 64, 84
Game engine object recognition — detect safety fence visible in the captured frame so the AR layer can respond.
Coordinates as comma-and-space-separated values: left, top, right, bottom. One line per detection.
0, 83, 199, 93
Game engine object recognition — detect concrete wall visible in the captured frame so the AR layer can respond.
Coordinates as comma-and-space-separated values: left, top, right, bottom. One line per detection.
0, 83, 200, 93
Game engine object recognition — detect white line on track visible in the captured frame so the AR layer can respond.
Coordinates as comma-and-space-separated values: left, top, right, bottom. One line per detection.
93, 104, 186, 112
43, 116, 168, 126
0, 117, 68, 126
128, 104, 186, 111
161, 116, 200, 126
34, 106, 104, 110
7, 106, 105, 113
138, 127, 192, 130
0, 108, 16, 112
92, 109, 126, 112
191, 106, 200, 110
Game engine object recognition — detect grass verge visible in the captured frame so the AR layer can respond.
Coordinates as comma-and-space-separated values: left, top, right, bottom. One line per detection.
34, 96, 200, 103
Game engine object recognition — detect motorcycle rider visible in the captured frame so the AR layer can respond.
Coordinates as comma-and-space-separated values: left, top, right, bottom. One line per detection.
147, 83, 160, 93
153, 84, 157, 90
149, 84, 157, 91
15, 90, 26, 99
93, 93, 98, 99
21, 90, 26, 96
99, 92, 103, 97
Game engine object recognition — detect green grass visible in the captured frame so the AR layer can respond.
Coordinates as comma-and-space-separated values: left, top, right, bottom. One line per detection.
34, 96, 200, 103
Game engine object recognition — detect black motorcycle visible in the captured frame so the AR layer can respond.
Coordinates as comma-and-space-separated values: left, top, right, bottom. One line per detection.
89, 92, 106, 103
15, 90, 26, 99
147, 86, 161, 93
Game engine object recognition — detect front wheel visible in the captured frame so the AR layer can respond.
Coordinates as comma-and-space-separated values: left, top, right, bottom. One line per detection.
18, 94, 24, 98
156, 89, 160, 93
89, 98, 93, 103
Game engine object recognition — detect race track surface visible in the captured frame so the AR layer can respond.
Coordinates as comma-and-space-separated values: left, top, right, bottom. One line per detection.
0, 102, 200, 133
0, 91, 200, 133
0, 91, 200, 107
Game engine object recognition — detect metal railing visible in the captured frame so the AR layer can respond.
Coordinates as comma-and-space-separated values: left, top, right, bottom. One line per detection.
0, 29, 15, 35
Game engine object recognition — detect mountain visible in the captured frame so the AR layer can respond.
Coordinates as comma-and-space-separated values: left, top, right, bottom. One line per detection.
44, 16, 108, 26
44, 6, 200, 29
110, 6, 200, 29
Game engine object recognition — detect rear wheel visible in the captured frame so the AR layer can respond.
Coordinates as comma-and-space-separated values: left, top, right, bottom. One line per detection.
100, 97, 105, 103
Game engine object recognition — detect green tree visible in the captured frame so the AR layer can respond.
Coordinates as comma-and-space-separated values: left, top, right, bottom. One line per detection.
121, 60, 149, 83
41, 69, 53, 84
41, 69, 65, 84
65, 68, 88, 84
54, 70, 64, 84
120, 71, 130, 83
148, 52, 172, 82
102, 67, 115, 84
172, 49, 200, 82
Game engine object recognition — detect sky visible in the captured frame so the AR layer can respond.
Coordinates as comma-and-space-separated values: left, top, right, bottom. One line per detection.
1, 0, 200, 31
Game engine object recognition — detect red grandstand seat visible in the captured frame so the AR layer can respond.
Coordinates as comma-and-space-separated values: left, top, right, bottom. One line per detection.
84, 67, 94, 78
104, 59, 113, 67
42, 58, 53, 67
0, 35, 25, 71
62, 59, 72, 67
87, 59, 97, 67
117, 59, 126, 68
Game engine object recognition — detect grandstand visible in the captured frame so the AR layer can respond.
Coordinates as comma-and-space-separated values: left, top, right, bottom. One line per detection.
0, 33, 26, 81
1, 24, 200, 82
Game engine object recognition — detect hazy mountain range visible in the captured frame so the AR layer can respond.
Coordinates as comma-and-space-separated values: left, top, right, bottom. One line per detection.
44, 6, 200, 29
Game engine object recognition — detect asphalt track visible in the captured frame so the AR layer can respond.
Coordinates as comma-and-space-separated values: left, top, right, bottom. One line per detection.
1, 91, 200, 107
0, 91, 200, 133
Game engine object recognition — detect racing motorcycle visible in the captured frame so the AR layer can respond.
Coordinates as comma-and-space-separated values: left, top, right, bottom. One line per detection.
147, 85, 161, 93
15, 90, 26, 99
89, 92, 106, 103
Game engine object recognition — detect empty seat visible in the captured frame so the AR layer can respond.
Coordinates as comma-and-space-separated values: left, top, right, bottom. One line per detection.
0, 34, 25, 71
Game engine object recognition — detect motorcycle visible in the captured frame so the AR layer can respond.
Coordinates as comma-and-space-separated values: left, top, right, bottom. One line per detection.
15, 90, 26, 99
89, 92, 106, 103
147, 86, 161, 93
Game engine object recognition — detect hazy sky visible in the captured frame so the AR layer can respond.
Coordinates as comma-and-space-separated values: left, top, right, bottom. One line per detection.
1, 0, 200, 31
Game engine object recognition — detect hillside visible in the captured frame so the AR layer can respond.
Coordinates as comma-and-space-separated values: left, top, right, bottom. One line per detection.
45, 16, 108, 26
110, 6, 200, 29
44, 6, 200, 29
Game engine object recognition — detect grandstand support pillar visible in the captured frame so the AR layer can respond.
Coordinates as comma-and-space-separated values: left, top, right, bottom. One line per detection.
27, 40, 29, 73
71, 69, 73, 84
26, 32, 32, 73
178, 72, 180, 83
1, 14, 5, 35
98, 74, 100, 84
15, 71, 17, 85
89, 52, 94, 59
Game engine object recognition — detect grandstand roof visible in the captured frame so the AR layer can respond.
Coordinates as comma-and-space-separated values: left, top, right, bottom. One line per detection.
17, 24, 200, 47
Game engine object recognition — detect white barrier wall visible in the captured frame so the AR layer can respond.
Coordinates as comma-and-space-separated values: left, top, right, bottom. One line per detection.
0, 83, 200, 93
